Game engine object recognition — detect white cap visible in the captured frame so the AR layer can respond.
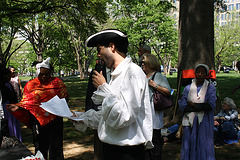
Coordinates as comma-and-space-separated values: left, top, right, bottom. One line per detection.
36, 57, 50, 76
195, 64, 209, 75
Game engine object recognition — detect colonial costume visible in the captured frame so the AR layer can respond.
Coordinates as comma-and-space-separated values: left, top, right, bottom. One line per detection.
178, 64, 216, 160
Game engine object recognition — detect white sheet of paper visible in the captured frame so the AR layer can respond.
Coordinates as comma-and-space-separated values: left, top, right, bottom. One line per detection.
68, 116, 84, 121
40, 95, 73, 118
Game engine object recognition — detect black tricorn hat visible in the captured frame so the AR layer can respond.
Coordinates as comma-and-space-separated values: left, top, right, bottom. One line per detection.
85, 29, 127, 47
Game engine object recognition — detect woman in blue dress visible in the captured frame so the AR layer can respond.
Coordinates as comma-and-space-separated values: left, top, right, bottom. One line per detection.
1, 68, 22, 141
178, 64, 216, 160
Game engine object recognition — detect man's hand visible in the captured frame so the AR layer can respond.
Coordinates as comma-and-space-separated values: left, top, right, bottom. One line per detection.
6, 104, 19, 112
92, 70, 106, 88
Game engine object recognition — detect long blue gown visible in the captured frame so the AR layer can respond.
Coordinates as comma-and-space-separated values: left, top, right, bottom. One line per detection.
178, 83, 216, 160
2, 83, 22, 142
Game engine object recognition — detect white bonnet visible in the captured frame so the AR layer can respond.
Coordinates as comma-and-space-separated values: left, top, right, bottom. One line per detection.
195, 64, 209, 75
36, 57, 50, 76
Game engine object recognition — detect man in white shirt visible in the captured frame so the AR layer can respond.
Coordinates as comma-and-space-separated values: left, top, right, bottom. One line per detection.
85, 29, 153, 160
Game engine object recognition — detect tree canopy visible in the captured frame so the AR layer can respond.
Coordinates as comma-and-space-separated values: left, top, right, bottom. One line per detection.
108, 0, 178, 74
0, 0, 110, 78
214, 10, 240, 72
1, 0, 236, 78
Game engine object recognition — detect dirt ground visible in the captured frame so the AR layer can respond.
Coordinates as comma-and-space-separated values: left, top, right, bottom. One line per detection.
21, 107, 240, 160
22, 128, 240, 160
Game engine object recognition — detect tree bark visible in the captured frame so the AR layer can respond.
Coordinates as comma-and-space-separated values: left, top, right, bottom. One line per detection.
167, 0, 215, 128
178, 0, 214, 73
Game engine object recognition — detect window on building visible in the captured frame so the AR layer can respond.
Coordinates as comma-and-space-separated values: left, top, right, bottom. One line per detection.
229, 4, 234, 11
221, 14, 225, 20
237, 3, 240, 10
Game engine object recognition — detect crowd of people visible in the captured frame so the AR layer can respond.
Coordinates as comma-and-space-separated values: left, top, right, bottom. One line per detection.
0, 29, 239, 160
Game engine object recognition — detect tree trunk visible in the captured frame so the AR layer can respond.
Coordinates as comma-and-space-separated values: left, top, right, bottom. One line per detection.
178, 0, 215, 84
218, 64, 221, 73
37, 53, 43, 62
164, 0, 215, 130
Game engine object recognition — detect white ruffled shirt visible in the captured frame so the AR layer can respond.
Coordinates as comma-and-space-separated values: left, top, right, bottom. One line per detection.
73, 56, 153, 148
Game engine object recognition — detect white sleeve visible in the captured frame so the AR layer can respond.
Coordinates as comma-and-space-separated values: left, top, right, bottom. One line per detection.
230, 110, 238, 120
72, 109, 102, 132
92, 74, 148, 129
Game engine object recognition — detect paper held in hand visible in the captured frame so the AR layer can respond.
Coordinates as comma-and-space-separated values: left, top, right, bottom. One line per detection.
39, 95, 83, 121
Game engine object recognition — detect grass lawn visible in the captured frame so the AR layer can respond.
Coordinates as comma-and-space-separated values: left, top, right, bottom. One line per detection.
19, 71, 240, 159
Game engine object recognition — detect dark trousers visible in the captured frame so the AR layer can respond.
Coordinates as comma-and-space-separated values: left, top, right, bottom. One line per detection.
102, 142, 145, 160
145, 129, 164, 160
94, 130, 103, 160
30, 115, 64, 160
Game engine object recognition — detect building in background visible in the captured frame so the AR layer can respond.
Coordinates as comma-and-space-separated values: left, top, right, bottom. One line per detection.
218, 0, 240, 26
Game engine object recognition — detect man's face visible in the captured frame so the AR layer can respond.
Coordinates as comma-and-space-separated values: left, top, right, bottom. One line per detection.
137, 47, 144, 57
10, 68, 16, 78
97, 45, 114, 69
38, 68, 51, 84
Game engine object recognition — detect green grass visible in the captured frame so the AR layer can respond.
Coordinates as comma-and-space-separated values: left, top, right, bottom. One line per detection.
164, 71, 240, 160
20, 71, 240, 159
165, 71, 240, 109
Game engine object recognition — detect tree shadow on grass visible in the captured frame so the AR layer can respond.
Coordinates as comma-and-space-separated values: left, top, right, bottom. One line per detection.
162, 140, 181, 160
162, 138, 240, 160
65, 151, 94, 160
215, 143, 240, 160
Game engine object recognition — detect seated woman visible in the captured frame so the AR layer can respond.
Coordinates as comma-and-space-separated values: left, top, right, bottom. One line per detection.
214, 97, 239, 146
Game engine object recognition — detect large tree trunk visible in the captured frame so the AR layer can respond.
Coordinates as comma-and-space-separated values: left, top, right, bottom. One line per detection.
163, 0, 215, 134
177, 0, 215, 91
178, 0, 214, 73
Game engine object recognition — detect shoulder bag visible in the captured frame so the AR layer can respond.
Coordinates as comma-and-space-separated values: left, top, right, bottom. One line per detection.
151, 72, 174, 111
